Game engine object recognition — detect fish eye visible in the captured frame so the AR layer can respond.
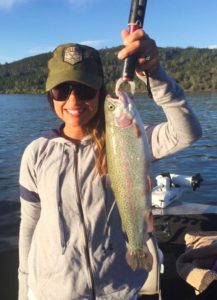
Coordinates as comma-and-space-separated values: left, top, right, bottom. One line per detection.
107, 103, 115, 111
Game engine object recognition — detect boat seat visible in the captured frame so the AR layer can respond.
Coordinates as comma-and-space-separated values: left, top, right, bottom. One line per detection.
176, 231, 217, 295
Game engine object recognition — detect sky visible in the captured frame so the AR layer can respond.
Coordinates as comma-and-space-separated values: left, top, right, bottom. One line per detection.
0, 0, 217, 64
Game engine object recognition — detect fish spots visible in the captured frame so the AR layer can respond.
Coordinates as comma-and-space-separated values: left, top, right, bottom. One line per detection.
105, 91, 153, 271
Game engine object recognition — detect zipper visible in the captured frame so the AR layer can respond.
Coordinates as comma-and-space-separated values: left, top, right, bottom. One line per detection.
58, 204, 67, 254
74, 145, 96, 300
56, 144, 67, 254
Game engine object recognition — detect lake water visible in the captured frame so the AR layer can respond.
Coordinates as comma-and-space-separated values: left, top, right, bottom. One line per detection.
0, 92, 216, 251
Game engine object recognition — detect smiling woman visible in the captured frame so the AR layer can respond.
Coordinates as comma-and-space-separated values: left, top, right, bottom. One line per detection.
18, 30, 202, 300
50, 82, 100, 141
45, 43, 107, 174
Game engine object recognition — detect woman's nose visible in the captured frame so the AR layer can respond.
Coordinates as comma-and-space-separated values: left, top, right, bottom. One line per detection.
67, 90, 80, 103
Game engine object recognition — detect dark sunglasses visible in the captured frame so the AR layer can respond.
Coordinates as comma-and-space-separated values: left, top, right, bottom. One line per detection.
50, 82, 97, 101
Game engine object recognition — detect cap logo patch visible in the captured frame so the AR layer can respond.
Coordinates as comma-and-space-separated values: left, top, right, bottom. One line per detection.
64, 46, 83, 65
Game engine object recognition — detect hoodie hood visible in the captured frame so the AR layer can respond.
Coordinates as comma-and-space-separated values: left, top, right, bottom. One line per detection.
42, 124, 92, 147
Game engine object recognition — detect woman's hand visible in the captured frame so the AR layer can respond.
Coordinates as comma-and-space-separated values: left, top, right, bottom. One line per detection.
117, 29, 159, 74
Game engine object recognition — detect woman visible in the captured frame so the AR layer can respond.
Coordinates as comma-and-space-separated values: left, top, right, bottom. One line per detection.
18, 29, 202, 300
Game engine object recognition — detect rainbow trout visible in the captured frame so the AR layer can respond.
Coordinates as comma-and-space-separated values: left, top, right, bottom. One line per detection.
104, 91, 153, 271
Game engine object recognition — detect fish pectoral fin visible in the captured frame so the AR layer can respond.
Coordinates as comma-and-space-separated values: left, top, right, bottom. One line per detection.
126, 245, 153, 271
146, 176, 153, 193
132, 121, 142, 138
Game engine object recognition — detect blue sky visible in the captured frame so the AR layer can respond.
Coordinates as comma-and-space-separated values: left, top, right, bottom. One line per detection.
0, 0, 217, 64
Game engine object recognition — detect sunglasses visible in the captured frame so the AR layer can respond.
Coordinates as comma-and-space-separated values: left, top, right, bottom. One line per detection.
50, 82, 97, 101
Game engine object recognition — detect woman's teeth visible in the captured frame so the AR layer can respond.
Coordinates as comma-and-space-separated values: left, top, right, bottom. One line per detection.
67, 109, 84, 115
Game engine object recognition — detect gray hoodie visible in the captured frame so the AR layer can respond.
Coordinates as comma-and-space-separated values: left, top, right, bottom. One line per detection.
18, 66, 202, 300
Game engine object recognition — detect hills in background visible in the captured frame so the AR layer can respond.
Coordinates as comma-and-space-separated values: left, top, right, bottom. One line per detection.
0, 46, 217, 94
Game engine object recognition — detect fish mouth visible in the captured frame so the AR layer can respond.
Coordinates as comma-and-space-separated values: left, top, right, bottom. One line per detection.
118, 90, 134, 104
115, 91, 134, 127
105, 91, 135, 128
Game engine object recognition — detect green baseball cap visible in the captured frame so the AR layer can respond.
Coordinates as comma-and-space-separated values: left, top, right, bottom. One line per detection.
46, 43, 104, 91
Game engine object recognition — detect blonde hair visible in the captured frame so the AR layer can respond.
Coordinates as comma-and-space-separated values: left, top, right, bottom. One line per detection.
87, 84, 107, 176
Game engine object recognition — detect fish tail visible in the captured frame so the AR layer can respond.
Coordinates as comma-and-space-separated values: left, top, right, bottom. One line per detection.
126, 245, 153, 271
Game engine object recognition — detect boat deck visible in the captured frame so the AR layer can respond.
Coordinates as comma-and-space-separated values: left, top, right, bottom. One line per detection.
1, 201, 217, 300
153, 201, 217, 216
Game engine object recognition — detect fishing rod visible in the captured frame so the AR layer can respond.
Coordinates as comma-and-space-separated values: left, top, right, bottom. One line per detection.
123, 0, 148, 80
115, 0, 148, 95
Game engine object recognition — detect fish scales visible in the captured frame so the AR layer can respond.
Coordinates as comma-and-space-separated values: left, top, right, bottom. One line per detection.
105, 91, 153, 271
107, 126, 148, 232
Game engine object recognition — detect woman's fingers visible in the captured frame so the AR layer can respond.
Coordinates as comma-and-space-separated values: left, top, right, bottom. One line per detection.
118, 29, 148, 58
118, 29, 159, 73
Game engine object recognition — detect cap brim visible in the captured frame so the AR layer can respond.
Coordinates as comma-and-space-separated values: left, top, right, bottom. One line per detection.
46, 69, 103, 91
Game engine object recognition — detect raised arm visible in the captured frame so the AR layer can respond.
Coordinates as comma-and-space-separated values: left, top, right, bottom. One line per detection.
138, 66, 202, 160
118, 28, 202, 160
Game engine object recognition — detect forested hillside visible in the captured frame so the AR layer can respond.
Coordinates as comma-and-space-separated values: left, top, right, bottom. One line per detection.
0, 46, 217, 94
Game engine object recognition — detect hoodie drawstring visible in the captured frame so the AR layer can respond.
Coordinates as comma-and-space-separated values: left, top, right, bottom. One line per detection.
56, 143, 67, 254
